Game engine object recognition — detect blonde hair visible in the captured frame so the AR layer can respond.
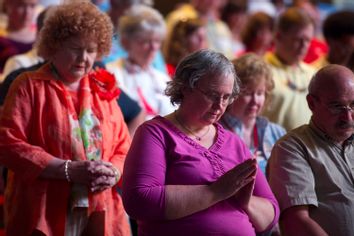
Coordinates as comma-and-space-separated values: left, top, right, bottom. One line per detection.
232, 53, 274, 96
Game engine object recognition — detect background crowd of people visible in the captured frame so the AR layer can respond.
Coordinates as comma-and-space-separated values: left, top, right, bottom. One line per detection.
0, 0, 353, 235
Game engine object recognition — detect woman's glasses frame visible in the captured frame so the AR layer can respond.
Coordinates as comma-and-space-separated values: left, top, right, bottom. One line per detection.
194, 87, 235, 106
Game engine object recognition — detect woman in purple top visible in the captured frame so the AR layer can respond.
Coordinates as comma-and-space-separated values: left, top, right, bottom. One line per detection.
122, 49, 279, 236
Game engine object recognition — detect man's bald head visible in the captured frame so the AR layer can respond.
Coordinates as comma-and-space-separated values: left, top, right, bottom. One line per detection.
309, 64, 354, 97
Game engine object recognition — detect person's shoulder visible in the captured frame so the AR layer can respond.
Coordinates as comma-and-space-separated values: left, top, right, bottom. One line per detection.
263, 51, 279, 67
22, 63, 54, 82
267, 126, 311, 171
266, 118, 285, 131
311, 55, 329, 70
4, 53, 27, 65
140, 116, 169, 130
3, 51, 42, 75
9, 62, 47, 82
213, 18, 232, 34
150, 67, 171, 81
258, 116, 287, 135
134, 116, 174, 140
2, 68, 40, 103
299, 61, 317, 74
106, 58, 124, 72
274, 124, 311, 146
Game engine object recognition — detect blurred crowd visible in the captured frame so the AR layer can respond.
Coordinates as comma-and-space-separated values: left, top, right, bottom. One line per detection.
0, 0, 353, 235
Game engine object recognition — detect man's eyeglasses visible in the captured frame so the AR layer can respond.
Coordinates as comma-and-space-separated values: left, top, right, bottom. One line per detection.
327, 103, 354, 115
311, 94, 354, 115
194, 87, 235, 105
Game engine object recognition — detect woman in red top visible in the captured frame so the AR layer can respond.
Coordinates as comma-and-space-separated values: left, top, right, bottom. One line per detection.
0, 2, 131, 235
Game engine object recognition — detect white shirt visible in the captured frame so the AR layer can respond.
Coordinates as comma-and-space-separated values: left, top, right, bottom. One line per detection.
1, 48, 44, 82
107, 59, 176, 120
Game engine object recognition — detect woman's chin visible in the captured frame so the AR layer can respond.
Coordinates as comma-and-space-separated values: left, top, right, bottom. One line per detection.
71, 70, 86, 79
244, 113, 257, 120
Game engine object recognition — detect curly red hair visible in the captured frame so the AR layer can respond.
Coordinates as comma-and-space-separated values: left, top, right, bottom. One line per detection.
36, 1, 113, 60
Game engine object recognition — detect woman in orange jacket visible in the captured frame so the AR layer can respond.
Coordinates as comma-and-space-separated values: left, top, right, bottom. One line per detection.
0, 2, 131, 235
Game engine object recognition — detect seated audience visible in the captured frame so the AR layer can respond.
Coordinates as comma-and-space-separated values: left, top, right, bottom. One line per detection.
122, 49, 279, 236
163, 18, 207, 77
107, 4, 174, 120
262, 7, 316, 131
0, 2, 131, 235
220, 53, 286, 175
268, 64, 354, 236
311, 10, 354, 70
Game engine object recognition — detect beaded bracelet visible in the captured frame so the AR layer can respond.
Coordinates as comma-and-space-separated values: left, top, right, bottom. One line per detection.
64, 160, 72, 182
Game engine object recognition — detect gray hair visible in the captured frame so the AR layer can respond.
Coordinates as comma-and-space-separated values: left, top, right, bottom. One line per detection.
118, 4, 165, 40
165, 49, 240, 105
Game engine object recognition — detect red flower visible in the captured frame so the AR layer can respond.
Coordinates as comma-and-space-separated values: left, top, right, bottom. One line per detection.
89, 68, 120, 101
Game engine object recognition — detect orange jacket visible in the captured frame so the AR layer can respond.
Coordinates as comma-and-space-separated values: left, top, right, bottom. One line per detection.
0, 63, 131, 236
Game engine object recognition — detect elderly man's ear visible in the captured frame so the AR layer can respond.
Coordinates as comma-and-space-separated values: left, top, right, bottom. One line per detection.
306, 94, 316, 111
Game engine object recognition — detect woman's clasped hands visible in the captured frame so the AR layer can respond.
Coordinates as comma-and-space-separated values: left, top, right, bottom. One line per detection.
67, 160, 120, 192
210, 158, 257, 209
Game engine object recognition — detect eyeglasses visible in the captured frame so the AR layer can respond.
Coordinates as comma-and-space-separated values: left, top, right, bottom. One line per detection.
195, 87, 235, 105
327, 103, 354, 115
311, 95, 354, 115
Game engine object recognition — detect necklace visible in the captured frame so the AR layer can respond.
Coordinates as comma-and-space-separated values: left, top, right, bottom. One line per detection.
283, 65, 307, 93
285, 77, 307, 93
174, 111, 210, 141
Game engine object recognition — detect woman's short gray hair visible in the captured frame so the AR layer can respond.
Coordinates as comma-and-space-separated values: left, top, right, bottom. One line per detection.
118, 4, 166, 40
165, 49, 240, 105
